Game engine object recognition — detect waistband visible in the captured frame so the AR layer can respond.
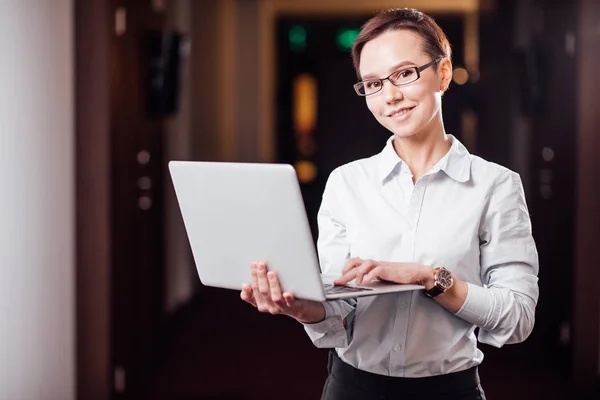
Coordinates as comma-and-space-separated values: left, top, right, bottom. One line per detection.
329, 350, 481, 394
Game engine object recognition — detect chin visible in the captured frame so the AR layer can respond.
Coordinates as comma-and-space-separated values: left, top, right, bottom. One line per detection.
391, 130, 418, 139
377, 115, 419, 139
385, 123, 419, 139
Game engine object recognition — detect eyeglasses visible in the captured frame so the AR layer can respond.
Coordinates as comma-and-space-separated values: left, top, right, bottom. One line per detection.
353, 57, 443, 96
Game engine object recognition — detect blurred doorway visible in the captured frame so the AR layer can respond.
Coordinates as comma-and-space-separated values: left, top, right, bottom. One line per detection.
477, 0, 577, 373
109, 0, 169, 397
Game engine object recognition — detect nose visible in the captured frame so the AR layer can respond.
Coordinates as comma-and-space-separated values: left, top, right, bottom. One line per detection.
381, 79, 403, 103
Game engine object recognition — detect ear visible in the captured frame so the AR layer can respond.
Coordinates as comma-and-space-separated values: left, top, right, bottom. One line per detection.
438, 58, 453, 92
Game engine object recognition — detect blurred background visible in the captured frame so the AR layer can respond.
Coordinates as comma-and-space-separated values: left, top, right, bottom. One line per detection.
1, 0, 599, 399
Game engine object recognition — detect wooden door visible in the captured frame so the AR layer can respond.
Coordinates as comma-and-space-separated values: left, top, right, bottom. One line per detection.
109, 0, 167, 397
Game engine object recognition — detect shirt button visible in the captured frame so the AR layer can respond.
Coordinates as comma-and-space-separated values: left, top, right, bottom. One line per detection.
394, 344, 402, 352
400, 302, 408, 311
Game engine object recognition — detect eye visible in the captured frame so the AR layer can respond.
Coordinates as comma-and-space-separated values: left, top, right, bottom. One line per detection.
389, 68, 417, 85
398, 69, 414, 79
365, 80, 381, 89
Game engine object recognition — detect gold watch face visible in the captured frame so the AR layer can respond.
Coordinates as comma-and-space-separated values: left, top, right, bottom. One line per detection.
437, 268, 453, 290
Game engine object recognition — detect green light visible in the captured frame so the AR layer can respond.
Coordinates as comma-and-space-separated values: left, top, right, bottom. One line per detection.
289, 25, 307, 51
337, 28, 359, 51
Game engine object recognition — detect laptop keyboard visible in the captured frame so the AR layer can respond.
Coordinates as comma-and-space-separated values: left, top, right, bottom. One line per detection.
323, 283, 373, 295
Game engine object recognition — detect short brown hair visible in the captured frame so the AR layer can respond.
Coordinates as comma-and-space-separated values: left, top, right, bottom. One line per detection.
351, 8, 452, 78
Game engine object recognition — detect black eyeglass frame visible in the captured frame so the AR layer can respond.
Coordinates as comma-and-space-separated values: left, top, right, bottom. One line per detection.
353, 57, 444, 96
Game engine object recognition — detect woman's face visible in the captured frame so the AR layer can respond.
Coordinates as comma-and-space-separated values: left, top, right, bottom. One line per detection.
358, 29, 451, 140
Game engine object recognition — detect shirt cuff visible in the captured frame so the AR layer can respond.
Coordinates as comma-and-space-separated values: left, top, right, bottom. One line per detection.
301, 301, 343, 333
454, 282, 499, 330
301, 301, 350, 348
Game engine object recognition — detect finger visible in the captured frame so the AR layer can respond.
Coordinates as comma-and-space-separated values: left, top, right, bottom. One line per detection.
240, 283, 257, 307
334, 269, 357, 285
342, 257, 363, 275
256, 262, 271, 296
362, 266, 383, 283
355, 260, 377, 285
268, 271, 285, 307
251, 262, 267, 309
250, 262, 260, 294
256, 262, 279, 313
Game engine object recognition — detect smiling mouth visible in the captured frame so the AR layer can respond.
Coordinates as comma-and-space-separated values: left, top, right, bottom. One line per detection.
387, 106, 415, 117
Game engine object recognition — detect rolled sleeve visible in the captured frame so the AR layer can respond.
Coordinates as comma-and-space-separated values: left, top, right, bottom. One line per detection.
455, 170, 539, 347
302, 300, 355, 348
455, 283, 499, 330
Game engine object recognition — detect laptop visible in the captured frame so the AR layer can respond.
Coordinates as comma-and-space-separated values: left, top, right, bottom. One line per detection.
168, 161, 424, 301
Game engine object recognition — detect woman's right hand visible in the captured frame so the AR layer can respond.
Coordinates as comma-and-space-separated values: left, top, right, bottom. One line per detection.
240, 261, 326, 324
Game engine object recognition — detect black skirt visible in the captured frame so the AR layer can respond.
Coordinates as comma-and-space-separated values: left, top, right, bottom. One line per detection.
321, 350, 486, 400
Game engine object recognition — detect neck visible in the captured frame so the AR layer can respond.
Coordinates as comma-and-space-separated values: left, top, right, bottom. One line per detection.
392, 126, 451, 180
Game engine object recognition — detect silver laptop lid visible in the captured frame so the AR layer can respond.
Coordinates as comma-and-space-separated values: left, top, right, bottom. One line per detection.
168, 161, 326, 301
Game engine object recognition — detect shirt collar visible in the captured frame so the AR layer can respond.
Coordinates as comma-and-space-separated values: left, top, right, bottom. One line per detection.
377, 134, 472, 184
377, 136, 403, 183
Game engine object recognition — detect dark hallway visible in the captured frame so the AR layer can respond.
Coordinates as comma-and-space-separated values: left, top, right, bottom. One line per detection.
69, 1, 600, 400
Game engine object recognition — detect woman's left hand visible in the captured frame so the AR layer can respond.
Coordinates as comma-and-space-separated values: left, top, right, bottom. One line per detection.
334, 257, 434, 287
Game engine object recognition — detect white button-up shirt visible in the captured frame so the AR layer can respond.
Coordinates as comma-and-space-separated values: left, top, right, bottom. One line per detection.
303, 135, 539, 378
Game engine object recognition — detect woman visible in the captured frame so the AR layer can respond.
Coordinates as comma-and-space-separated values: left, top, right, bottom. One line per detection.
241, 8, 539, 400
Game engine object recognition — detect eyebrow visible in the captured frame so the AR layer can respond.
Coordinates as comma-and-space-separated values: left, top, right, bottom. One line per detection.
360, 60, 417, 80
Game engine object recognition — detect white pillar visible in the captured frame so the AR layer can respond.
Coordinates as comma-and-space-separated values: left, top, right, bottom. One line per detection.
0, 1, 75, 399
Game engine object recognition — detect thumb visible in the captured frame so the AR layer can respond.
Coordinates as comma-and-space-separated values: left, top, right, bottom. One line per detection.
283, 292, 296, 308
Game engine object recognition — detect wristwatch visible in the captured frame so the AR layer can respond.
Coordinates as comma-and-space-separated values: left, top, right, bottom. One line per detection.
423, 267, 454, 298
